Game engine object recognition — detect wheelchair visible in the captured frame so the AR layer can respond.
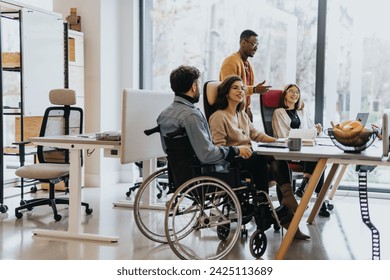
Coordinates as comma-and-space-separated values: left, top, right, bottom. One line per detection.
133, 126, 286, 259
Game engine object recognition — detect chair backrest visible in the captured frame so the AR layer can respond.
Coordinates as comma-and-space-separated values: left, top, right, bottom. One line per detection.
164, 135, 199, 188
203, 80, 221, 121
259, 89, 283, 137
37, 89, 83, 164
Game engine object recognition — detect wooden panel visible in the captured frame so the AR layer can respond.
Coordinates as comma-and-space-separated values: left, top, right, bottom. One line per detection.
2, 52, 20, 68
15, 116, 43, 144
68, 37, 75, 62
40, 182, 66, 191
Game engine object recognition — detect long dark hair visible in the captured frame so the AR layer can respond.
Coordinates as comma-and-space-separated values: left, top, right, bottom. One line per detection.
279, 83, 304, 110
215, 75, 245, 112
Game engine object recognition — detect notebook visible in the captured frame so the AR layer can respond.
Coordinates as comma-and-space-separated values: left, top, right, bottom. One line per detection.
287, 128, 317, 146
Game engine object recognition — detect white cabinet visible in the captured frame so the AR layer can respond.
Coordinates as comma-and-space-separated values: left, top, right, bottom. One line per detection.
68, 30, 84, 108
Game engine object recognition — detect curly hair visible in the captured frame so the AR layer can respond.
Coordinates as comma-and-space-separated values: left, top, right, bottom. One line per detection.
170, 65, 200, 95
215, 75, 246, 112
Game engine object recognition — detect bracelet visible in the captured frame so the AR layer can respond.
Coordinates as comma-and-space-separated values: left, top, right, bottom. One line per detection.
253, 86, 256, 94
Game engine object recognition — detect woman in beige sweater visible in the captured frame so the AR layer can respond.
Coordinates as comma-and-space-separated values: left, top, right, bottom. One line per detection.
209, 75, 309, 240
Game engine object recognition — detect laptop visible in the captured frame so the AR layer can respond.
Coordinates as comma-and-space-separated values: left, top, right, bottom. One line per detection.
356, 112, 369, 126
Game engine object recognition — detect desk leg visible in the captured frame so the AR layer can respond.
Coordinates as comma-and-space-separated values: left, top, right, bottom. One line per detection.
113, 158, 158, 208
307, 163, 339, 224
275, 158, 327, 260
328, 164, 348, 200
33, 149, 119, 242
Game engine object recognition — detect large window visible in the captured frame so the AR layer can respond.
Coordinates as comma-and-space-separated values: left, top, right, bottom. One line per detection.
142, 0, 318, 125
324, 0, 390, 189
141, 0, 390, 190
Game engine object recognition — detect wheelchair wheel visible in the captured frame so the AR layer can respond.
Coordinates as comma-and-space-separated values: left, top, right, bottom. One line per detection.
134, 167, 196, 243
165, 176, 242, 260
133, 167, 174, 243
249, 229, 267, 258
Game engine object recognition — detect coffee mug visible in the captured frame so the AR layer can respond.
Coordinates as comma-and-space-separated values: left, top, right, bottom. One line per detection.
288, 138, 302, 151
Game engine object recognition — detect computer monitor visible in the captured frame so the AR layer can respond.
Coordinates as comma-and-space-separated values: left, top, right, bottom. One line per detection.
382, 109, 390, 157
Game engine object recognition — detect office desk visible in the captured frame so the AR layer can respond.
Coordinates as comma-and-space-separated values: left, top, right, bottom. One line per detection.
254, 140, 388, 259
29, 135, 121, 243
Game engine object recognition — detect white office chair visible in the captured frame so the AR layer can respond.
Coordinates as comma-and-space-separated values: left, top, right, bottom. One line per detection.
14, 89, 93, 221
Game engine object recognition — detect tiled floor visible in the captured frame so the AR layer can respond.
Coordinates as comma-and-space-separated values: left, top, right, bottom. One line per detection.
0, 182, 389, 260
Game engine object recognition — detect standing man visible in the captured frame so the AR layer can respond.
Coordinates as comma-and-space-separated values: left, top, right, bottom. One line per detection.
219, 29, 270, 121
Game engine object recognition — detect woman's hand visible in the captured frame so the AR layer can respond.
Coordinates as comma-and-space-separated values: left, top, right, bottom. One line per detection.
315, 123, 322, 135
237, 145, 252, 158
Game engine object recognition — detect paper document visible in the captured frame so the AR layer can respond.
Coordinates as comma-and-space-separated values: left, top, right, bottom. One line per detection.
288, 128, 317, 140
274, 129, 317, 146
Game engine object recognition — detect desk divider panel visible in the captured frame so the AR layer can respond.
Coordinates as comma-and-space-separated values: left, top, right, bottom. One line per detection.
121, 89, 206, 164
121, 89, 173, 164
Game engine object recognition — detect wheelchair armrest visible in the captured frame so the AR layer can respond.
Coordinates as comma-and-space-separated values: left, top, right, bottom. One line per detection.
144, 126, 160, 136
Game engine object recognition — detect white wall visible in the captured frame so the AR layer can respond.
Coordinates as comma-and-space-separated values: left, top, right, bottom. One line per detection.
3, 0, 139, 186
52, 0, 139, 185
9, 0, 52, 10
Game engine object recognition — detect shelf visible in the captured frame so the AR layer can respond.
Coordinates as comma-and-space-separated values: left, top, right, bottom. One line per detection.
2, 67, 21, 72
3, 106, 21, 115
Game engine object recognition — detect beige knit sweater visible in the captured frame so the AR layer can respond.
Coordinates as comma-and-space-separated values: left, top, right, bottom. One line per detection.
209, 110, 270, 147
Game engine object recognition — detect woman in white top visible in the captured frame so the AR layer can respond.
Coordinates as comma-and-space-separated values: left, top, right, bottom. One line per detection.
272, 83, 329, 217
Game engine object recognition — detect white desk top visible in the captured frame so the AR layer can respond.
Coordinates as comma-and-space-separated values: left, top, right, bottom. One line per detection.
29, 135, 121, 148
254, 138, 388, 164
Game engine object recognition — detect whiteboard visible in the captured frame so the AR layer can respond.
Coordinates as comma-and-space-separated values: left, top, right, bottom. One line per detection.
120, 89, 173, 164
21, 8, 64, 115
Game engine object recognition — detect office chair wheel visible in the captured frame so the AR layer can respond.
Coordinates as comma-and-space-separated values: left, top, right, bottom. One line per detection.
16, 212, 23, 219
273, 223, 281, 232
85, 208, 93, 215
250, 230, 267, 258
54, 214, 62, 221
327, 202, 334, 210
126, 182, 142, 197
0, 205, 8, 213
133, 167, 176, 243
19, 200, 34, 211
30, 186, 38, 193
165, 176, 242, 260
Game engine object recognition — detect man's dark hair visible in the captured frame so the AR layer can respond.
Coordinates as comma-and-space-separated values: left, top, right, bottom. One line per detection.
240, 29, 258, 42
170, 65, 201, 94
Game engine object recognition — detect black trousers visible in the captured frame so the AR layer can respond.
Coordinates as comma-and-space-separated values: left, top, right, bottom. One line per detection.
231, 153, 269, 192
